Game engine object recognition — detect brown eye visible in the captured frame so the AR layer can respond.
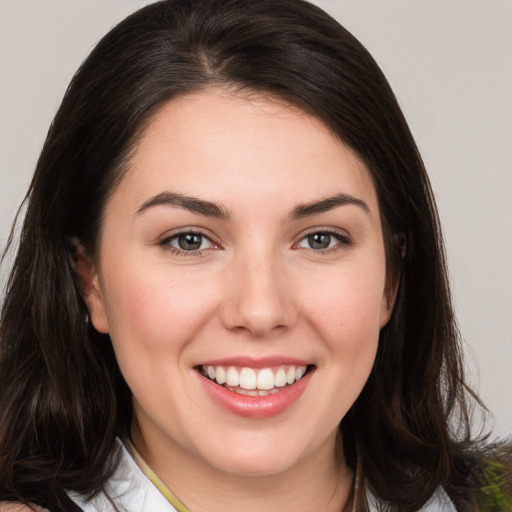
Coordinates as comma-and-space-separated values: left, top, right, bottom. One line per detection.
177, 233, 203, 250
297, 230, 351, 251
307, 233, 332, 250
160, 232, 214, 252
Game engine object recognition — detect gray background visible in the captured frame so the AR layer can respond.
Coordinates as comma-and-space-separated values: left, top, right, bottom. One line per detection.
1, 0, 511, 437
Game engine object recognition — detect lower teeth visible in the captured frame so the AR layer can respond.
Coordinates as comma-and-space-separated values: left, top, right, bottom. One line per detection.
224, 385, 287, 396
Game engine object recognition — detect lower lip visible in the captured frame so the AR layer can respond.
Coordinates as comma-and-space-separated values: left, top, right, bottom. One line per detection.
198, 370, 313, 419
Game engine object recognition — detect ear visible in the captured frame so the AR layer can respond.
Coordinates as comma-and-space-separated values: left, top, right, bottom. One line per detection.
379, 277, 399, 328
379, 233, 406, 328
72, 238, 109, 334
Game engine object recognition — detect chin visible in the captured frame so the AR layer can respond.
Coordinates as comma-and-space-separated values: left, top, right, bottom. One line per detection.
210, 453, 299, 478
196, 431, 317, 479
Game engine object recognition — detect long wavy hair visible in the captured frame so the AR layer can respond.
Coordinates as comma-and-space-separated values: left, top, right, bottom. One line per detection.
0, 0, 486, 510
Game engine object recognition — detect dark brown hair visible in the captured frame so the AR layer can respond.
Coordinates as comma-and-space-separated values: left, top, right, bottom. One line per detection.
0, 0, 487, 510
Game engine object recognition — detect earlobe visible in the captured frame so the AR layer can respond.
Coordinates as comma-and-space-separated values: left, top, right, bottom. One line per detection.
379, 281, 398, 328
380, 233, 407, 329
379, 233, 406, 328
85, 274, 110, 334
72, 238, 109, 334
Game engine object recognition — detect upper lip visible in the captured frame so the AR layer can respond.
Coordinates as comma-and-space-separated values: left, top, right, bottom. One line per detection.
197, 355, 312, 368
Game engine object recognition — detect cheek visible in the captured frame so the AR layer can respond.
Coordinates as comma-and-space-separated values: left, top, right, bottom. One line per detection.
301, 264, 385, 370
100, 266, 221, 421
306, 264, 386, 331
291, 266, 385, 434
101, 264, 219, 358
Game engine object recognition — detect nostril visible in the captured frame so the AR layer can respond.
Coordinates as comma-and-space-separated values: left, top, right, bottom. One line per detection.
220, 300, 297, 337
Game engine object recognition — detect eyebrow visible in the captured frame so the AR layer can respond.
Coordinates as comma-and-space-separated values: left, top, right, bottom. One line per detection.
136, 190, 370, 221
290, 193, 371, 220
136, 191, 230, 219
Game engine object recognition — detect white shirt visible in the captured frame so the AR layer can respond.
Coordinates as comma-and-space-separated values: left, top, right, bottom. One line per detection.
68, 441, 456, 512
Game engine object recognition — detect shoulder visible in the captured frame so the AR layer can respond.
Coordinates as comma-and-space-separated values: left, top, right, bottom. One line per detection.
366, 486, 456, 511
421, 487, 457, 511
68, 438, 177, 512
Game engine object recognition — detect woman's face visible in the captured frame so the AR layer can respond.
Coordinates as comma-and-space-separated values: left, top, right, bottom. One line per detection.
84, 89, 393, 478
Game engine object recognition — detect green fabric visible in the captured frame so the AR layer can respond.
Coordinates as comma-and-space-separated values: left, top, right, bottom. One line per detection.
478, 458, 512, 511
126, 440, 191, 512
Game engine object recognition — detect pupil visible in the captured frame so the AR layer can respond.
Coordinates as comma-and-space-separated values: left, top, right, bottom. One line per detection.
178, 234, 202, 250
309, 233, 330, 249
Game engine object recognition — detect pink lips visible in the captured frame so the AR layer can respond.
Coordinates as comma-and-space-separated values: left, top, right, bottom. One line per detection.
196, 356, 313, 419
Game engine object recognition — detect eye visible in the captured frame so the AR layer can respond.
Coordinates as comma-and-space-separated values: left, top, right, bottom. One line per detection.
296, 230, 350, 251
160, 231, 215, 253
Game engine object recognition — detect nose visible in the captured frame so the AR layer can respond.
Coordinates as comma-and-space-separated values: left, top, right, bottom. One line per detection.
220, 252, 297, 337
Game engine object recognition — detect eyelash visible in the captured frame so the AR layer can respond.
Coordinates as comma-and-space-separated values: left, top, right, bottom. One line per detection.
158, 228, 352, 256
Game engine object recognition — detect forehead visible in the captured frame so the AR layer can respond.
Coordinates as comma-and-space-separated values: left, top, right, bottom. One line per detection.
113, 88, 379, 217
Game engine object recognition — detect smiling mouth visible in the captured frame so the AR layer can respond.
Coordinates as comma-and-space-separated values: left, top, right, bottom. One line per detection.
199, 364, 313, 396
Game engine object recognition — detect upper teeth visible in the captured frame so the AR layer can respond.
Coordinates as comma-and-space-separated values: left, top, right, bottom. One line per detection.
202, 365, 307, 390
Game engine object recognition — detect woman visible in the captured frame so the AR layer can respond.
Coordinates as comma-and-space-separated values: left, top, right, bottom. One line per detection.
0, 0, 497, 510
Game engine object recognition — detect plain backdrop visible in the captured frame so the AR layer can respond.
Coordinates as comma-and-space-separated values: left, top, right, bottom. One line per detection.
0, 0, 511, 438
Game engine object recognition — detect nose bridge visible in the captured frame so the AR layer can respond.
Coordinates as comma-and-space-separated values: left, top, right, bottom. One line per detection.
222, 243, 296, 336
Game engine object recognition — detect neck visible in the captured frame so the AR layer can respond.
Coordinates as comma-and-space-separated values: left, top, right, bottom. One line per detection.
131, 423, 354, 512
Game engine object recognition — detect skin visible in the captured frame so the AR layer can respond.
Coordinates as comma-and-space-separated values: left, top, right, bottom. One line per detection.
81, 89, 395, 512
